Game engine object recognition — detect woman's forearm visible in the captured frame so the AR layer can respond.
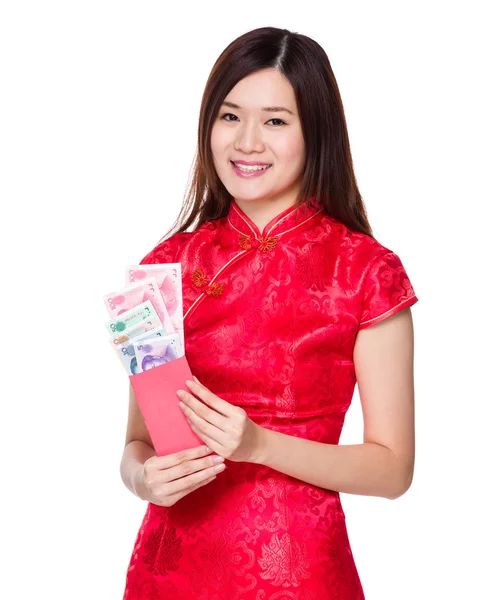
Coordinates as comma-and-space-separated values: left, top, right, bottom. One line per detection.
120, 439, 156, 500
251, 426, 411, 500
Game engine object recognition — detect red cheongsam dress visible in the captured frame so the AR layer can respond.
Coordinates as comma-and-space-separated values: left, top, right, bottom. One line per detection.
123, 197, 419, 599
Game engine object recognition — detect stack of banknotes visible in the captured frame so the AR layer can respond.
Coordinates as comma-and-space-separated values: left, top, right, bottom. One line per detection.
104, 263, 184, 376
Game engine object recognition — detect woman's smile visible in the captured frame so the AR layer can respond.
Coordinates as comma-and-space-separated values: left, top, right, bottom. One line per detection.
230, 160, 273, 178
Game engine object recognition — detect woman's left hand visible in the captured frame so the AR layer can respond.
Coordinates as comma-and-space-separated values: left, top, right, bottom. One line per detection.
177, 376, 263, 463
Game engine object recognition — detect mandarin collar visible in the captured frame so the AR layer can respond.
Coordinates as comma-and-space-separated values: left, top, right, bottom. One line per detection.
227, 197, 324, 241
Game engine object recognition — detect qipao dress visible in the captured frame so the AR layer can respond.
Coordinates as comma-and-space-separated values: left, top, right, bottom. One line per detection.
123, 197, 419, 599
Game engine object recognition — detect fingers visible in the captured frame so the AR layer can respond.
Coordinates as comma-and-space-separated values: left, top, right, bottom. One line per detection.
184, 380, 231, 417
170, 473, 217, 502
156, 447, 225, 489
181, 405, 227, 447
172, 454, 225, 482
166, 459, 225, 497
157, 444, 213, 471
179, 393, 226, 430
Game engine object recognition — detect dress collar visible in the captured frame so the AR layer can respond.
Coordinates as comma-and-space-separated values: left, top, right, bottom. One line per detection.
227, 196, 324, 242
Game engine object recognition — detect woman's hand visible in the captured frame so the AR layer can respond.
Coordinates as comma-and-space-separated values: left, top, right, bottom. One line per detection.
139, 444, 226, 507
177, 376, 263, 463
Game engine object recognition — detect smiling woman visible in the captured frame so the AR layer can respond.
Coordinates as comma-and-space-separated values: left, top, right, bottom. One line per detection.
210, 68, 306, 226
120, 25, 418, 600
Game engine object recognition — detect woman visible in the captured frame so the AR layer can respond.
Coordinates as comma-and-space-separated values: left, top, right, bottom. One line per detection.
121, 26, 418, 599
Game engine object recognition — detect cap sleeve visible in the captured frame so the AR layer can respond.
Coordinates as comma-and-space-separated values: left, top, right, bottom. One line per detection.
359, 251, 418, 330
139, 234, 182, 265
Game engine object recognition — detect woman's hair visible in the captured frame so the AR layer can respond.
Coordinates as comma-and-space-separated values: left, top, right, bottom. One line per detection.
159, 26, 373, 243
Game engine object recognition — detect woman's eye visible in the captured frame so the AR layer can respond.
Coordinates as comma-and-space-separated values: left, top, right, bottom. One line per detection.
220, 113, 286, 126
267, 118, 286, 126
221, 113, 238, 122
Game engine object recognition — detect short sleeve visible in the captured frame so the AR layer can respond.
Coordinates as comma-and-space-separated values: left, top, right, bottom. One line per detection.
358, 251, 418, 330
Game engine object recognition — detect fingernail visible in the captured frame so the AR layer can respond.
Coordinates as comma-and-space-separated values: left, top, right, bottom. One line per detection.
212, 455, 224, 464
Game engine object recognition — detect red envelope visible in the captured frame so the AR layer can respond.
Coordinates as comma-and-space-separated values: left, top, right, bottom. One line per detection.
129, 354, 203, 456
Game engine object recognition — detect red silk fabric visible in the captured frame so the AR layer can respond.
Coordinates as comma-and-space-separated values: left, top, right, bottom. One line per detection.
123, 198, 418, 599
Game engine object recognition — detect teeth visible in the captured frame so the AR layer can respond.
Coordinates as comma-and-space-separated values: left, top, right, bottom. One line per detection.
233, 163, 271, 172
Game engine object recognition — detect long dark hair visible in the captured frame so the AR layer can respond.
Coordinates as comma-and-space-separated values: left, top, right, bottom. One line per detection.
159, 26, 373, 242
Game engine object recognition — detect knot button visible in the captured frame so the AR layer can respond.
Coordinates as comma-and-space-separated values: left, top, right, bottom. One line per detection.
191, 268, 209, 287
238, 234, 253, 250
257, 236, 278, 252
205, 282, 225, 297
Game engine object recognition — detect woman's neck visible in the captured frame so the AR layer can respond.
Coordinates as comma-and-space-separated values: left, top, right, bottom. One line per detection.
233, 196, 298, 234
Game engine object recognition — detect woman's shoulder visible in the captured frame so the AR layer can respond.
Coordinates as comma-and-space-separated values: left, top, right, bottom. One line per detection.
323, 214, 395, 266
139, 220, 220, 265
323, 220, 417, 313
350, 228, 395, 262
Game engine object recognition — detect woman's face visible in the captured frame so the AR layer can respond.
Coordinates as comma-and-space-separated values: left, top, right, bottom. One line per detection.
210, 68, 306, 209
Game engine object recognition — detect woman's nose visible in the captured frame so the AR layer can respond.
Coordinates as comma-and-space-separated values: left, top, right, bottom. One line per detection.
234, 122, 265, 153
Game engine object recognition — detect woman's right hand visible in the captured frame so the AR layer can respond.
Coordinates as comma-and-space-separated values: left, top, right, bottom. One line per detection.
138, 444, 226, 507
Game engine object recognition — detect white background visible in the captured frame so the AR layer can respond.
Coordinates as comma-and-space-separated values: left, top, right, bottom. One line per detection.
1, 1, 481, 598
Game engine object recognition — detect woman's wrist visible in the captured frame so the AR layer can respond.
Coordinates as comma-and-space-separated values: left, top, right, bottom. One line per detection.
133, 463, 149, 501
120, 439, 156, 500
249, 423, 270, 464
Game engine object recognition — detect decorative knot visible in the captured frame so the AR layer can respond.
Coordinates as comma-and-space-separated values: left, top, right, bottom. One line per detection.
238, 234, 252, 250
257, 236, 279, 252
191, 268, 209, 287
238, 234, 279, 252
205, 282, 225, 297
190, 268, 225, 298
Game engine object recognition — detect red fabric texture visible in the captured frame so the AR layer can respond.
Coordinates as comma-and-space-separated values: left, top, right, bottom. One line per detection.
123, 197, 418, 599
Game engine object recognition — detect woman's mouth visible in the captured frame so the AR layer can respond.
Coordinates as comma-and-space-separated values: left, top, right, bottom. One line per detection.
230, 161, 273, 178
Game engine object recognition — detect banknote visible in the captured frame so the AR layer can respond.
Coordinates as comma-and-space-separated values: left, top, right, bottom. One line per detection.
134, 333, 180, 372
126, 263, 184, 352
112, 327, 181, 375
110, 315, 162, 346
103, 277, 175, 335
106, 300, 159, 337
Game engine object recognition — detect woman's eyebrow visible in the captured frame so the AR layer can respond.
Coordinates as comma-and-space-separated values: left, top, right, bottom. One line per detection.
221, 100, 294, 115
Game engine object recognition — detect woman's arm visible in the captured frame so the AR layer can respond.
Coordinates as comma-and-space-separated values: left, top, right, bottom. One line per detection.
251, 307, 416, 500
120, 385, 157, 499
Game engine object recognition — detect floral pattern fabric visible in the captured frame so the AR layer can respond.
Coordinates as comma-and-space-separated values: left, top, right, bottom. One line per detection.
123, 197, 418, 599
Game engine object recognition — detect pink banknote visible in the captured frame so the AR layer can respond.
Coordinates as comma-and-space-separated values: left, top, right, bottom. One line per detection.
126, 263, 184, 353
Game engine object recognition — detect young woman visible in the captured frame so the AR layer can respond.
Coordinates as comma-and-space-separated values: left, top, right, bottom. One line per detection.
120, 26, 418, 599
